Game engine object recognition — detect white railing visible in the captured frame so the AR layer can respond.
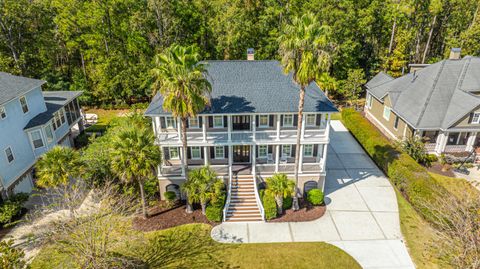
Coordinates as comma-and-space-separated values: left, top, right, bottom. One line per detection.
252, 171, 265, 221
223, 165, 233, 222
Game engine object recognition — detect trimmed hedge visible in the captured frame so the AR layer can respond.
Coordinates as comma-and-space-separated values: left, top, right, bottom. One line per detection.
307, 189, 324, 205
262, 192, 277, 220
206, 205, 223, 222
341, 109, 447, 221
282, 195, 293, 210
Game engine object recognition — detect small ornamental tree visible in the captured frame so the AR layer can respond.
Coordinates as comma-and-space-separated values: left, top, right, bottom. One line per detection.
265, 173, 295, 215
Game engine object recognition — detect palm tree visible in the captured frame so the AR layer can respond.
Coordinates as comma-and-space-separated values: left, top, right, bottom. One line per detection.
278, 12, 335, 210
265, 173, 295, 215
151, 45, 212, 213
318, 72, 337, 98
111, 126, 162, 219
35, 146, 83, 217
182, 166, 223, 215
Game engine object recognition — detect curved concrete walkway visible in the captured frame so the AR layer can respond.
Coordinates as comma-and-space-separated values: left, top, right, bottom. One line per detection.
211, 120, 415, 269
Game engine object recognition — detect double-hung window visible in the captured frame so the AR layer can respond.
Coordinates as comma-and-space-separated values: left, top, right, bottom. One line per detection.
30, 130, 44, 149
303, 144, 314, 157
258, 145, 268, 158
4, 147, 14, 163
190, 146, 201, 159
0, 106, 6, 119
166, 117, 176, 129
283, 115, 294, 127
19, 96, 29, 113
366, 94, 373, 109
169, 147, 179, 159
282, 145, 292, 157
60, 109, 66, 125
259, 115, 269, 127
213, 116, 223, 128
471, 112, 480, 124
44, 125, 54, 144
306, 114, 316, 126
55, 111, 62, 129
189, 117, 200, 128
383, 106, 391, 121
214, 146, 225, 159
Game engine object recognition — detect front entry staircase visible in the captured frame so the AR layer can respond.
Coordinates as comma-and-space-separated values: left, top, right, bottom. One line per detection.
224, 174, 264, 222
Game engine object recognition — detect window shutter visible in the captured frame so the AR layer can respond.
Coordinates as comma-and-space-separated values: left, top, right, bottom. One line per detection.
201, 147, 204, 159
210, 147, 215, 159
208, 116, 213, 128
268, 145, 273, 154
164, 148, 170, 159
292, 145, 296, 157
269, 115, 274, 127
160, 117, 166, 129
223, 116, 228, 128
313, 144, 318, 157
256, 115, 259, 127
187, 147, 191, 159
185, 119, 189, 128
316, 114, 321, 126
468, 112, 474, 123
255, 146, 258, 158
224, 146, 228, 159
199, 116, 203, 127
293, 115, 298, 127
280, 115, 284, 126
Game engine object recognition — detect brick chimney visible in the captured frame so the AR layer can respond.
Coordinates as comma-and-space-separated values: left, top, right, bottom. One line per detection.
247, 48, 254, 60
449, 48, 461, 60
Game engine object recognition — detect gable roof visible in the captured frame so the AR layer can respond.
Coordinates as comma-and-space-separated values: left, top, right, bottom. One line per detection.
145, 60, 337, 116
0, 72, 45, 105
366, 56, 480, 129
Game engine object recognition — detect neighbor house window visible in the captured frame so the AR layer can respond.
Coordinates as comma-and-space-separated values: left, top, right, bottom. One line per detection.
29, 130, 44, 149
19, 96, 29, 113
0, 106, 6, 119
4, 147, 14, 163
169, 147, 179, 159
60, 109, 66, 125
306, 114, 316, 126
190, 146, 201, 159
44, 125, 54, 143
53, 111, 63, 130
166, 117, 176, 128
259, 115, 269, 127
258, 145, 268, 158
471, 112, 480, 124
394, 115, 400, 129
383, 106, 391, 121
304, 144, 314, 157
282, 145, 291, 157
283, 115, 293, 127
189, 117, 200, 128
214, 146, 225, 159
366, 94, 372, 109
213, 116, 224, 128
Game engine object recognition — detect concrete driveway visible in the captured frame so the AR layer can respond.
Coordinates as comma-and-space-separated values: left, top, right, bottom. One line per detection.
211, 121, 415, 269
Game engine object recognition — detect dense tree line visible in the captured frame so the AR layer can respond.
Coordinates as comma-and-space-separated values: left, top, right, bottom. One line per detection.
0, 0, 478, 105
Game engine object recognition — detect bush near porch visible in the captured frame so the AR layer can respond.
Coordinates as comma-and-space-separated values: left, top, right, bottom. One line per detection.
341, 109, 448, 222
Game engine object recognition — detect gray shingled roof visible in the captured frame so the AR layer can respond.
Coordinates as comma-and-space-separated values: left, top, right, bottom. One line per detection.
24, 91, 82, 130
0, 72, 45, 105
366, 56, 480, 130
145, 60, 337, 116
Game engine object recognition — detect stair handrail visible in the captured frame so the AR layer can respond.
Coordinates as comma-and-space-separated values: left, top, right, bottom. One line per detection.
252, 171, 265, 221
223, 166, 233, 222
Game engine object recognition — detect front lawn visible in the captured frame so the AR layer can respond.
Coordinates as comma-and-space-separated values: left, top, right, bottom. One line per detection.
84, 108, 129, 133
31, 222, 361, 269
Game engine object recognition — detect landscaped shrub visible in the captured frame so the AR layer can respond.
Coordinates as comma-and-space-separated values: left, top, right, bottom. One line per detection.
144, 178, 159, 199
282, 195, 292, 210
341, 108, 447, 221
307, 189, 324, 205
205, 205, 223, 222
164, 191, 177, 207
262, 193, 277, 220
0, 193, 28, 227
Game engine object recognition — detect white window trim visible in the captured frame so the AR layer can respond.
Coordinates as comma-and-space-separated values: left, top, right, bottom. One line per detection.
4, 146, 14, 164
471, 112, 480, 124
283, 114, 294, 127
44, 124, 55, 144
303, 144, 314, 157
213, 116, 224, 128
383, 106, 391, 121
282, 145, 292, 157
165, 117, 176, 129
259, 115, 269, 127
28, 129, 45, 150
188, 117, 200, 128
366, 94, 373, 109
169, 147, 179, 159
306, 114, 316, 127
19, 96, 29, 114
0, 106, 6, 120
190, 146, 201, 159
214, 146, 225, 159
258, 145, 268, 158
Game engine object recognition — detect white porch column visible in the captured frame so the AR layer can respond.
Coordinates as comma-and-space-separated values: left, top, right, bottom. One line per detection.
321, 143, 328, 171
252, 145, 256, 175
204, 146, 209, 166
325, 114, 331, 137
275, 144, 280, 172
300, 114, 306, 140
202, 116, 207, 142
180, 146, 186, 176
435, 132, 448, 154
228, 115, 232, 142
298, 144, 303, 173
177, 117, 182, 142
276, 115, 281, 140
154, 117, 161, 133
252, 115, 256, 142
466, 132, 477, 151
228, 145, 233, 179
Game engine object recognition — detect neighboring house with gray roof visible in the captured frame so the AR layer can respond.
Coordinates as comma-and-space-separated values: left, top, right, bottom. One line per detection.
146, 56, 337, 222
0, 72, 84, 198
364, 49, 480, 156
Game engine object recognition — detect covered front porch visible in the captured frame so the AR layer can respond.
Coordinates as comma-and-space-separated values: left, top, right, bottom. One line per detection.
421, 130, 480, 155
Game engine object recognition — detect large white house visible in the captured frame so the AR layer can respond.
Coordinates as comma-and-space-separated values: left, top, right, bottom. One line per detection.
145, 58, 337, 221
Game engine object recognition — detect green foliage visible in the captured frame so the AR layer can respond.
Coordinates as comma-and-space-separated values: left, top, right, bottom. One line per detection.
181, 166, 224, 213
265, 173, 295, 214
144, 178, 159, 199
307, 189, 324, 206
164, 191, 177, 202
282, 195, 293, 210
0, 193, 28, 227
401, 136, 431, 166
35, 146, 83, 188
0, 240, 27, 268
205, 205, 223, 222
341, 108, 448, 222
340, 69, 366, 106
262, 193, 277, 220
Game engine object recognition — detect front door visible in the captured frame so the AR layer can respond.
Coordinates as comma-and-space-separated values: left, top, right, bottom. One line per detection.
232, 115, 251, 131
233, 145, 250, 163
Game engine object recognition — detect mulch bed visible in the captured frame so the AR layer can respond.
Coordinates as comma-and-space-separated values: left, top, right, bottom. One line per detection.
132, 201, 218, 232
426, 163, 455, 177
269, 199, 326, 222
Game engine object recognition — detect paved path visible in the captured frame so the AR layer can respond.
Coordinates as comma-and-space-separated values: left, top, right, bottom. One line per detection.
211, 120, 415, 269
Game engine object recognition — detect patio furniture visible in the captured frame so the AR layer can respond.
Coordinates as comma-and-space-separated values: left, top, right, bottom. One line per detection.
280, 156, 288, 164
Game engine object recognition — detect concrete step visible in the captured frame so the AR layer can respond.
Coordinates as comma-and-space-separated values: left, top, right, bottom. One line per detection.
226, 215, 263, 222
229, 203, 258, 208
227, 210, 261, 215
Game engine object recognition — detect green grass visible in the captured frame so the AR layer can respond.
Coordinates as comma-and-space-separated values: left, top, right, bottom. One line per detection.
31, 223, 361, 269
84, 109, 128, 133
429, 172, 479, 198
330, 112, 342, 120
